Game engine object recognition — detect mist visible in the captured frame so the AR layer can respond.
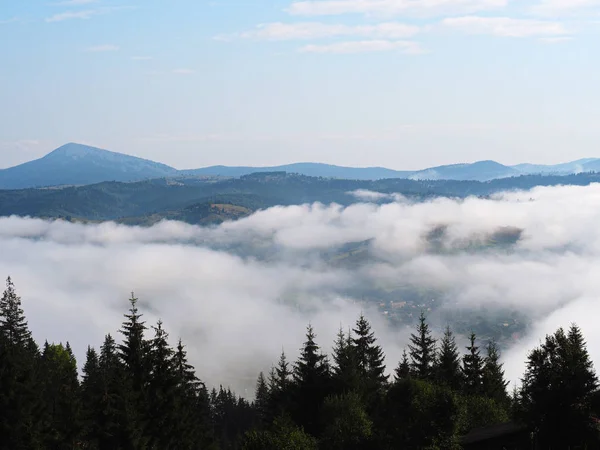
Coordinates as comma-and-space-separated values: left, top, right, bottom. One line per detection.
2, 183, 600, 395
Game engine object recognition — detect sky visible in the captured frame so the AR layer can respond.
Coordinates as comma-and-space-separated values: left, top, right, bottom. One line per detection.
1, 0, 599, 169
3, 183, 600, 394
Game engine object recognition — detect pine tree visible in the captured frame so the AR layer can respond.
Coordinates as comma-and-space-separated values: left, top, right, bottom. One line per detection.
352, 315, 388, 395
0, 277, 32, 347
173, 338, 214, 449
255, 372, 270, 425
39, 342, 82, 449
293, 324, 331, 436
268, 350, 293, 421
394, 349, 410, 382
408, 311, 436, 380
275, 350, 292, 392
118, 292, 149, 393
97, 334, 126, 450
482, 340, 509, 405
81, 346, 102, 449
147, 320, 178, 449
462, 332, 484, 395
521, 325, 599, 448
117, 293, 151, 450
0, 277, 42, 450
331, 326, 359, 394
435, 326, 463, 390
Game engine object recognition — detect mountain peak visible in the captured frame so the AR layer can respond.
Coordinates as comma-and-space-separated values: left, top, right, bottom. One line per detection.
46, 143, 115, 159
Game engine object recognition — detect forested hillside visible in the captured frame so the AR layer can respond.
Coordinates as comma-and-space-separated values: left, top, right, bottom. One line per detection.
2, 277, 599, 449
2, 171, 600, 225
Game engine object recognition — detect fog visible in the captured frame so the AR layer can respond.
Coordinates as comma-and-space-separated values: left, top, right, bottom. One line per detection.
2, 183, 600, 395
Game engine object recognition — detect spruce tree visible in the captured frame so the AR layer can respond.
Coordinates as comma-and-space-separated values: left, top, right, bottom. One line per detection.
435, 326, 463, 390
118, 292, 149, 393
255, 372, 270, 425
118, 293, 151, 450
482, 340, 509, 405
173, 338, 214, 449
292, 324, 331, 436
462, 332, 484, 395
408, 311, 436, 380
268, 350, 293, 420
331, 327, 359, 394
39, 342, 82, 449
147, 320, 178, 449
394, 349, 411, 382
81, 346, 102, 448
0, 277, 42, 450
522, 325, 599, 448
97, 334, 126, 450
352, 315, 388, 395
0, 277, 32, 347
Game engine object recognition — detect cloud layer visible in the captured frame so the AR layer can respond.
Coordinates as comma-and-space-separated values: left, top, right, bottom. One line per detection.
216, 0, 599, 54
3, 184, 600, 394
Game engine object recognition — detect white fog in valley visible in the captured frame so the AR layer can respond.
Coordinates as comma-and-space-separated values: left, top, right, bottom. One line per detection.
1, 183, 600, 396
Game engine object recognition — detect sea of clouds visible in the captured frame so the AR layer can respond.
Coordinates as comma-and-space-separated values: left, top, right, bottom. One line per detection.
2, 183, 600, 396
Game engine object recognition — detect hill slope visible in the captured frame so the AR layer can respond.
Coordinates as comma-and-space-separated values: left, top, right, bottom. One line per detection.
1, 142, 599, 189
0, 143, 178, 189
182, 163, 413, 180
3, 171, 600, 224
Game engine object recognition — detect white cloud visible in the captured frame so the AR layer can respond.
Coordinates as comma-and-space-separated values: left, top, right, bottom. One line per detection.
172, 68, 195, 74
46, 10, 99, 22
299, 39, 425, 53
288, 0, 507, 17
8, 184, 600, 392
442, 16, 567, 37
86, 44, 120, 52
237, 21, 419, 40
45, 6, 132, 22
532, 0, 600, 16
54, 0, 99, 5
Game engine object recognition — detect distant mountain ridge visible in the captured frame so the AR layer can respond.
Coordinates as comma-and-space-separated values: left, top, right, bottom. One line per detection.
0, 142, 598, 190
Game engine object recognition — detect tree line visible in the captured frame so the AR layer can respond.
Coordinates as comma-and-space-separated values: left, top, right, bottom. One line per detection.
1, 276, 599, 449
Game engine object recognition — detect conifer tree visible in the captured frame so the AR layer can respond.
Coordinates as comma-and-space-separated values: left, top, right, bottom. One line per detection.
173, 337, 214, 449
0, 277, 42, 450
293, 324, 331, 436
147, 320, 179, 449
0, 277, 32, 347
522, 325, 599, 448
255, 372, 270, 425
97, 333, 126, 450
462, 332, 484, 395
408, 311, 436, 380
482, 340, 509, 405
275, 350, 292, 392
394, 349, 410, 382
331, 326, 359, 394
268, 350, 293, 420
352, 315, 388, 395
81, 346, 102, 448
117, 293, 151, 448
39, 342, 82, 449
435, 326, 463, 390
118, 292, 149, 393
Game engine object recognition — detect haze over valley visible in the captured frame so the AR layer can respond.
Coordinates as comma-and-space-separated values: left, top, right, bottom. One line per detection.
3, 0, 600, 447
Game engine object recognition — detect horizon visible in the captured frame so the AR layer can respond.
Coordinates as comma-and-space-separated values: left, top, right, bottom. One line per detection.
1, 1, 600, 169
0, 141, 597, 172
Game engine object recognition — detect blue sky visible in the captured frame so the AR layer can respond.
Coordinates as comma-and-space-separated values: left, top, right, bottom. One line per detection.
1, 0, 599, 169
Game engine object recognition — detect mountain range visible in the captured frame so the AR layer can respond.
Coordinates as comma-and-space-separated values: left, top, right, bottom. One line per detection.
0, 142, 599, 190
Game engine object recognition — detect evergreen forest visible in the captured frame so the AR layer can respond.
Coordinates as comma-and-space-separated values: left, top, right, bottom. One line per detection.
2, 276, 599, 450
